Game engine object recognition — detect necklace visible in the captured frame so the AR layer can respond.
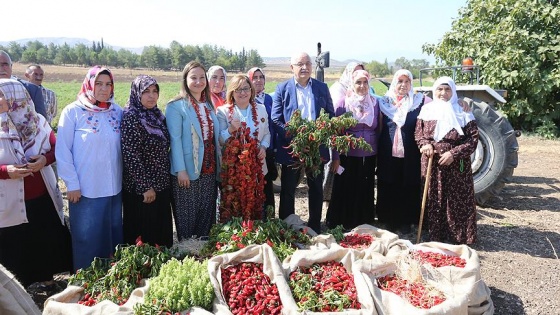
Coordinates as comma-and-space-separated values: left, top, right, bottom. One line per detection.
190, 95, 216, 174
228, 102, 259, 138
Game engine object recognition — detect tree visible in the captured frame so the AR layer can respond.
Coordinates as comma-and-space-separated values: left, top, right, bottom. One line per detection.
245, 49, 265, 69
8, 42, 24, 62
394, 57, 411, 71
365, 59, 391, 77
423, 0, 560, 137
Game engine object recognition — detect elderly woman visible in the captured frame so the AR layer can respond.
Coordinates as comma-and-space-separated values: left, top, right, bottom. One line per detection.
56, 66, 123, 271
326, 70, 380, 230
323, 62, 366, 201
217, 74, 270, 220
121, 75, 173, 248
415, 76, 479, 245
0, 79, 72, 287
247, 67, 277, 211
376, 69, 427, 234
167, 61, 221, 239
207, 65, 227, 108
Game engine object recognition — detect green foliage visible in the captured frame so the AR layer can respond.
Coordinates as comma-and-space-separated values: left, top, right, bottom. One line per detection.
0, 39, 265, 72
423, 0, 560, 137
134, 257, 214, 314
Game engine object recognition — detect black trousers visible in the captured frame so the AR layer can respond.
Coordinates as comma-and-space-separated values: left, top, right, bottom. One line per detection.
279, 164, 324, 234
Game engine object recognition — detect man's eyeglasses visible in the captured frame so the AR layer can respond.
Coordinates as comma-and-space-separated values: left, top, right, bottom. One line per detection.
292, 62, 312, 68
234, 87, 252, 94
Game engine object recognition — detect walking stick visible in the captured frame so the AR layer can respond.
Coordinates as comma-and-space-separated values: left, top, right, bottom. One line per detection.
417, 155, 433, 244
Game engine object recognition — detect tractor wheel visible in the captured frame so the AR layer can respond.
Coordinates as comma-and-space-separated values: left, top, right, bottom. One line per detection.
471, 101, 519, 205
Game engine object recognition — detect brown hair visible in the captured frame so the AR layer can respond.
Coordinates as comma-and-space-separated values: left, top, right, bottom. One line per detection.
225, 74, 256, 105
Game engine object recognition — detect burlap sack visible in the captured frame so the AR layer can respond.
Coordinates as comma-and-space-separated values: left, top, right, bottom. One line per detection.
0, 264, 41, 315
207, 244, 298, 315
354, 254, 469, 315
283, 248, 377, 315
43, 281, 147, 315
411, 242, 494, 315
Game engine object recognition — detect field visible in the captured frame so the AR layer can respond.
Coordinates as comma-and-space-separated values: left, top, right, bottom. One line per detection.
15, 63, 559, 314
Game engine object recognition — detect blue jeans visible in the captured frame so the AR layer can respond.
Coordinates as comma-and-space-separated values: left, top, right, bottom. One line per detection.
69, 192, 123, 271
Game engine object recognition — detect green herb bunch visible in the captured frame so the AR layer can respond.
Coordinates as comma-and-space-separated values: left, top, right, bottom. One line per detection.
134, 257, 214, 314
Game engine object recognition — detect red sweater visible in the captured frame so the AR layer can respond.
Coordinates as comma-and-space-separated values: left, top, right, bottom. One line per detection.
0, 131, 56, 200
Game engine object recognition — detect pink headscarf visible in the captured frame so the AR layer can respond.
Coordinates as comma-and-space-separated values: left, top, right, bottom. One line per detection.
77, 66, 115, 112
343, 70, 376, 127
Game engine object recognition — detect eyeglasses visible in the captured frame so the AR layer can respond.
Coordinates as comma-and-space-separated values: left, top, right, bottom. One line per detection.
234, 87, 252, 94
292, 62, 312, 68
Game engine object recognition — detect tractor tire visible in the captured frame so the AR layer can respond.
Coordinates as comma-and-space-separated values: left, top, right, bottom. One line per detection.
471, 101, 519, 205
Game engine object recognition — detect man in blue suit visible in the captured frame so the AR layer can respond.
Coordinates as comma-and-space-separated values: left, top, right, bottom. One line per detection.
271, 52, 335, 234
0, 50, 47, 118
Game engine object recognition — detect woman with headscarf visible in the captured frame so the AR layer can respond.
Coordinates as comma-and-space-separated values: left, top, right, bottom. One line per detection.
207, 65, 227, 109
326, 70, 380, 230
247, 67, 277, 212
376, 69, 427, 234
56, 66, 123, 271
415, 76, 478, 245
0, 79, 72, 287
121, 75, 173, 248
167, 61, 221, 239
323, 62, 366, 202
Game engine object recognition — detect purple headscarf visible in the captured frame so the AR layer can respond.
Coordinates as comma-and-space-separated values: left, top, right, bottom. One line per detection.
124, 75, 167, 139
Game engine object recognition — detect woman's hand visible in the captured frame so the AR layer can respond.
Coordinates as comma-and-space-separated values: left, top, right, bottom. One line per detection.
459, 98, 472, 112
26, 154, 47, 173
67, 190, 81, 203
420, 144, 434, 157
438, 151, 454, 166
229, 117, 241, 133
330, 159, 341, 173
258, 146, 266, 160
7, 164, 33, 179
177, 171, 190, 189
143, 188, 156, 203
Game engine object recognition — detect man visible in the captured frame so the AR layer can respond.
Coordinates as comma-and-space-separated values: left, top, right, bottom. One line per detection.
25, 64, 58, 124
0, 50, 47, 118
271, 52, 335, 233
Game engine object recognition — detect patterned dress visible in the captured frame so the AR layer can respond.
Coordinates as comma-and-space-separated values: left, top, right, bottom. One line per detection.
415, 119, 479, 244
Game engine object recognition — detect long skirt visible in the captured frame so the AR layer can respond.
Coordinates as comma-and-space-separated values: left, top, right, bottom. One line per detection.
326, 155, 376, 230
123, 188, 173, 248
172, 174, 217, 240
69, 192, 123, 271
0, 193, 73, 287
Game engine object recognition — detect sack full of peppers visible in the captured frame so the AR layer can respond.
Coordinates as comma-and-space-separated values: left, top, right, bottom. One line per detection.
320, 224, 400, 258
284, 247, 376, 314
207, 244, 298, 315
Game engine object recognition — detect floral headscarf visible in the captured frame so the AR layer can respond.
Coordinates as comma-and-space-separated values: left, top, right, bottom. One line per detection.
339, 62, 362, 91
380, 69, 424, 127
124, 75, 167, 139
0, 79, 51, 163
418, 76, 475, 141
77, 65, 115, 112
207, 65, 227, 108
247, 67, 266, 105
344, 70, 376, 127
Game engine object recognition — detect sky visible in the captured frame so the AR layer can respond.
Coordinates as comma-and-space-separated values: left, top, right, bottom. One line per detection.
5, 0, 467, 63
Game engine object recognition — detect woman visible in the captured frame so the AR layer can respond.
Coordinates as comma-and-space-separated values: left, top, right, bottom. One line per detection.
217, 74, 270, 220
324, 62, 365, 201
56, 66, 123, 271
326, 70, 380, 230
247, 67, 277, 212
166, 61, 221, 240
207, 65, 227, 108
121, 75, 173, 248
0, 79, 72, 287
415, 76, 478, 245
376, 69, 427, 234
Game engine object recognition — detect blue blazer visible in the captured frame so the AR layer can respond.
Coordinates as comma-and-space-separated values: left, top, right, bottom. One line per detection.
271, 78, 334, 165
166, 98, 221, 181
17, 78, 47, 118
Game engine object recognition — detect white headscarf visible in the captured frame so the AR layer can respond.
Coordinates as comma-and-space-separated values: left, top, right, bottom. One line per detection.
344, 70, 376, 127
330, 62, 363, 104
0, 79, 52, 163
380, 69, 424, 127
417, 76, 475, 142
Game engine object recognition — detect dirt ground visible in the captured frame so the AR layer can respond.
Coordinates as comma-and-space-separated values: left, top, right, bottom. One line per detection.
290, 135, 560, 315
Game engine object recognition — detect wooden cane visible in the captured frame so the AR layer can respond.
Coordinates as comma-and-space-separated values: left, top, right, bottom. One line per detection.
417, 155, 434, 244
